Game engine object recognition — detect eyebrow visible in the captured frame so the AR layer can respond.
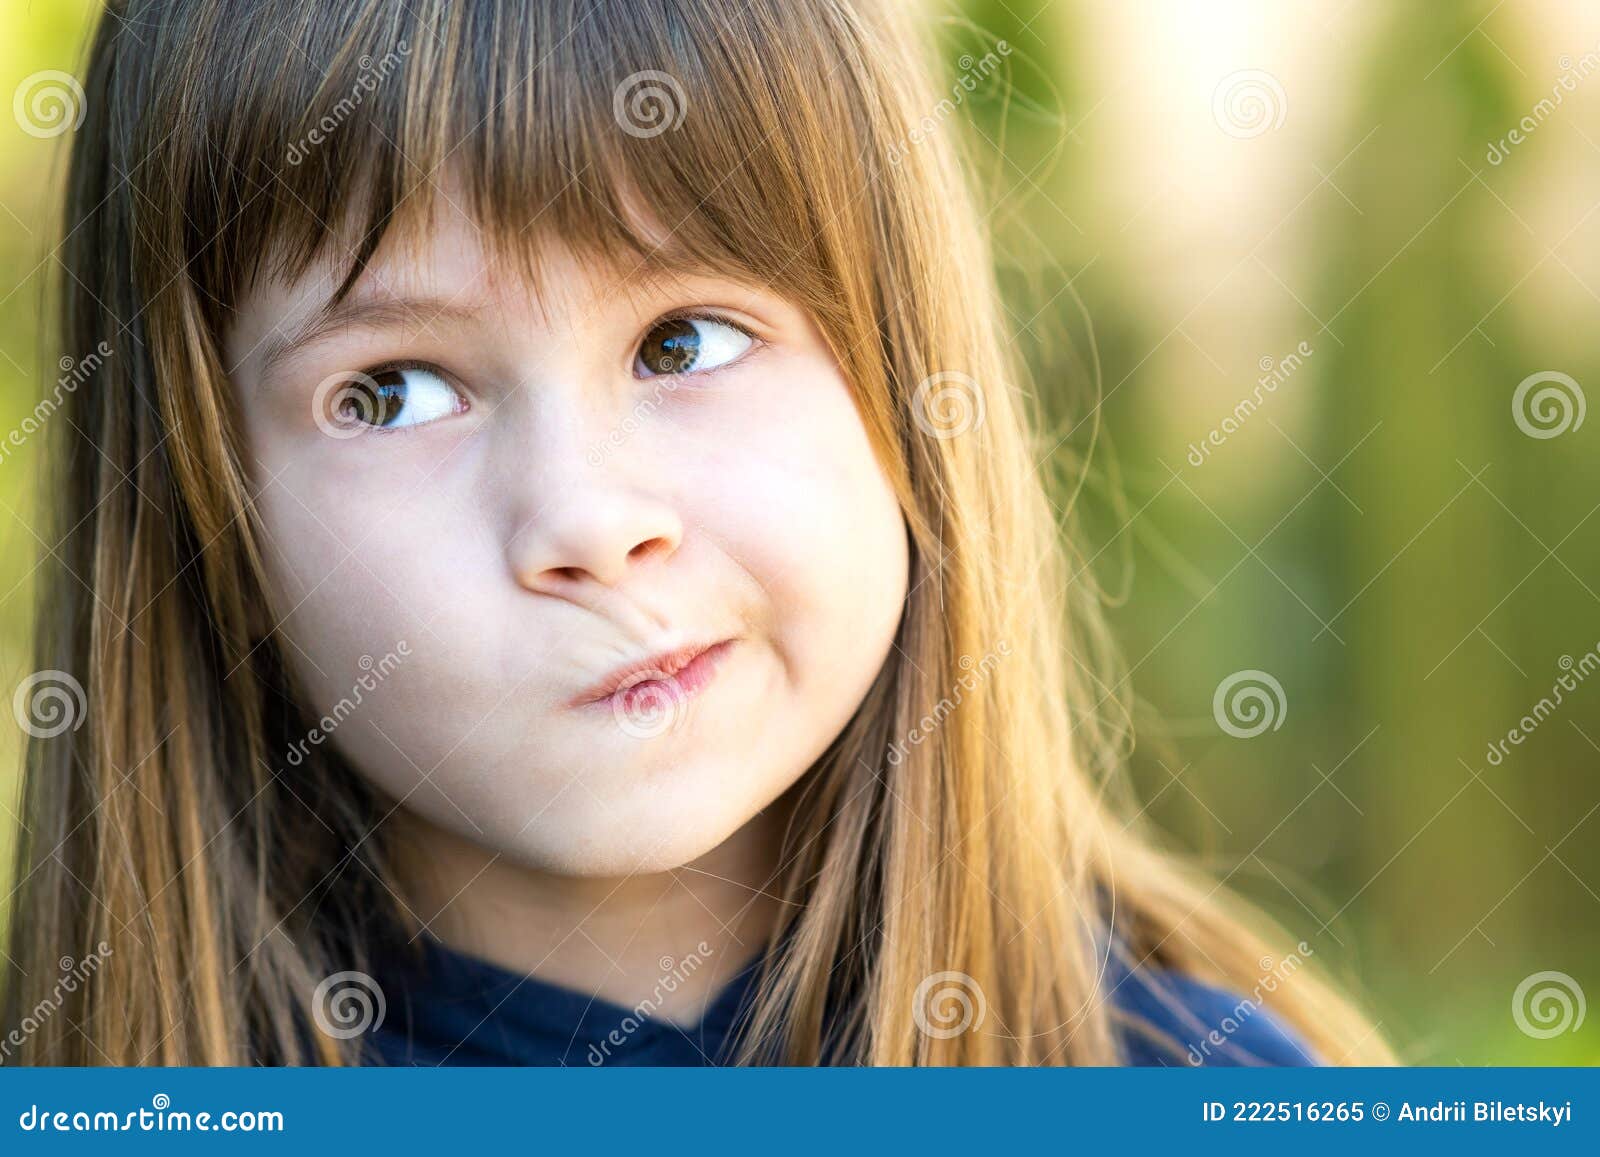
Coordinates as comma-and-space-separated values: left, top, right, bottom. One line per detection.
253, 294, 486, 381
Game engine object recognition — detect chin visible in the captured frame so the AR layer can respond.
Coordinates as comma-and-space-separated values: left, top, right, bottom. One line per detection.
504, 822, 745, 879
495, 788, 769, 880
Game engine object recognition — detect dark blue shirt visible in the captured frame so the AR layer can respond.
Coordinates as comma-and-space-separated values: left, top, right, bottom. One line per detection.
361, 932, 1317, 1067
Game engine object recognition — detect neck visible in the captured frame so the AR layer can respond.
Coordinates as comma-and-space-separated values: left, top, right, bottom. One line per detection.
387, 802, 794, 1026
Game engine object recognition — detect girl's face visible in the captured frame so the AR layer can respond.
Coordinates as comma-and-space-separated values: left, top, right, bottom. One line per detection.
223, 194, 909, 877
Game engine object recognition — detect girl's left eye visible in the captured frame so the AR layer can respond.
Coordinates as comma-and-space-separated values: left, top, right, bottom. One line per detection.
333, 364, 463, 431
634, 316, 753, 377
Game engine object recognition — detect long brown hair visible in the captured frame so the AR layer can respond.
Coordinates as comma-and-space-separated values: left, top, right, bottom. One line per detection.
4, 0, 1390, 1065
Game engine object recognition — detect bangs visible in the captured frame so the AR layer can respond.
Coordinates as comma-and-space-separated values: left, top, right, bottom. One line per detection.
142, 0, 887, 332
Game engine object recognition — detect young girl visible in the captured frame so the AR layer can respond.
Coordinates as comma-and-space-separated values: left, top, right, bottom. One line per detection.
3, 0, 1390, 1067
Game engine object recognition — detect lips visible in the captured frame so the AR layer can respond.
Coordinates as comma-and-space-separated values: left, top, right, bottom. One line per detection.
568, 639, 736, 709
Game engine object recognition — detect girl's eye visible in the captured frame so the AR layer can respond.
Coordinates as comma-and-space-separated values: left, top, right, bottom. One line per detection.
634, 316, 753, 377
331, 365, 463, 431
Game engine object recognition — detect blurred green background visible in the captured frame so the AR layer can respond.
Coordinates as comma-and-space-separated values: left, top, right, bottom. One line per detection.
2, 1, 1598, 1063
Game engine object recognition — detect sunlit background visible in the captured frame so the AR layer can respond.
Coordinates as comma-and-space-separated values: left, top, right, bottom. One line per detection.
2, 0, 1599, 1064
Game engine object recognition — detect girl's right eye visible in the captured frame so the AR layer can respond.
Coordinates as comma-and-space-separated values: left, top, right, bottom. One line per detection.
326, 364, 464, 432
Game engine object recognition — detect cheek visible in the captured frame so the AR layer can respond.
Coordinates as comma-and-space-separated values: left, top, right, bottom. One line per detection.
245, 442, 506, 739
690, 359, 908, 688
247, 450, 532, 834
250, 444, 475, 635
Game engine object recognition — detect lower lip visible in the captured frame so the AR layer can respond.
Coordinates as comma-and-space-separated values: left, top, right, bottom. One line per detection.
599, 640, 736, 716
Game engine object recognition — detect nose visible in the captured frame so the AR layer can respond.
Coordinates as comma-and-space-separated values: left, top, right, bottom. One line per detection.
508, 473, 684, 595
